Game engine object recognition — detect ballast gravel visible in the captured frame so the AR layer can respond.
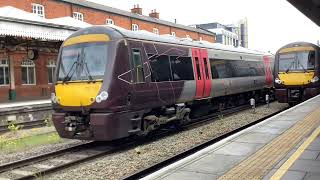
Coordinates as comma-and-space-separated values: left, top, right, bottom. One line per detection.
46, 102, 287, 180
0, 138, 84, 165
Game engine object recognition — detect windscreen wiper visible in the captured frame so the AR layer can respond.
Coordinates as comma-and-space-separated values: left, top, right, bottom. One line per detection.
297, 60, 307, 73
80, 52, 94, 83
62, 53, 79, 83
285, 60, 296, 73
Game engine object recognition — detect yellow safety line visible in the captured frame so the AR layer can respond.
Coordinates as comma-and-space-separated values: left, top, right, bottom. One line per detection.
270, 125, 320, 180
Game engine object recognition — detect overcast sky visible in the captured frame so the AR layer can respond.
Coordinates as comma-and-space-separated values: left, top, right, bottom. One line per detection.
88, 0, 320, 53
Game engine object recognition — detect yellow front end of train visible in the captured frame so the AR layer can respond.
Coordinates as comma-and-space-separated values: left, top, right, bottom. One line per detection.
274, 43, 320, 105
53, 34, 110, 107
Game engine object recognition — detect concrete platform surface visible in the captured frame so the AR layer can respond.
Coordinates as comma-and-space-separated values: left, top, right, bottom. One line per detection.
142, 95, 320, 180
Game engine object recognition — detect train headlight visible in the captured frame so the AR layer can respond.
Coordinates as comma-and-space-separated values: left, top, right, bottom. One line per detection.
100, 91, 109, 100
275, 78, 283, 84
95, 91, 109, 103
95, 95, 102, 103
311, 76, 319, 83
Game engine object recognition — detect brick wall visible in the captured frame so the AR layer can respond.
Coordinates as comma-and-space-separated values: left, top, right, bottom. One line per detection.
0, 49, 57, 101
0, 0, 215, 42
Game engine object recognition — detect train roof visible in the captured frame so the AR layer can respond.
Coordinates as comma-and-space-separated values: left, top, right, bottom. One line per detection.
107, 25, 268, 56
68, 25, 271, 56
276, 42, 320, 54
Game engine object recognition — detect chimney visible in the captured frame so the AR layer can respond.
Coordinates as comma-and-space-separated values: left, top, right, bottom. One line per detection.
149, 9, 159, 19
131, 4, 142, 15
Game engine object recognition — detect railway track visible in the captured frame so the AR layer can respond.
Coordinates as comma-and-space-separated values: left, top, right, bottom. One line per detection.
0, 102, 283, 180
0, 119, 47, 134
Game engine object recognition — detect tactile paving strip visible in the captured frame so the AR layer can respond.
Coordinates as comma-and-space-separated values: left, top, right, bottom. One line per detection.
218, 107, 320, 180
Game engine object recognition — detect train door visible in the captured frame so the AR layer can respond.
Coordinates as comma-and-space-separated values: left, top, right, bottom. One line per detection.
192, 48, 212, 99
263, 56, 273, 86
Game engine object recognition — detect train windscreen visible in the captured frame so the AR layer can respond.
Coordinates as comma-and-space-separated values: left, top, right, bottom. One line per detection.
58, 42, 108, 82
278, 51, 315, 72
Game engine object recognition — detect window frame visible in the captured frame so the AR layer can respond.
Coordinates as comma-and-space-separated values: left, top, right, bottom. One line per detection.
153, 28, 159, 35
73, 12, 84, 21
0, 59, 9, 86
132, 24, 139, 31
32, 3, 45, 18
47, 59, 56, 84
21, 59, 36, 85
106, 18, 114, 25
131, 49, 145, 83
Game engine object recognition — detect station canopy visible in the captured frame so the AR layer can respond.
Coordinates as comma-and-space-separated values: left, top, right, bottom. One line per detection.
287, 0, 320, 26
0, 6, 92, 41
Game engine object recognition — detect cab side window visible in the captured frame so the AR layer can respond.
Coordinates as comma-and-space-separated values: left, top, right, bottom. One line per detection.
132, 49, 145, 82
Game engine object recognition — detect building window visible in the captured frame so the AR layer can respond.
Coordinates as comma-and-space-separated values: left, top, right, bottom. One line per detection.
21, 59, 36, 85
132, 24, 139, 31
153, 28, 159, 35
47, 59, 56, 84
106, 18, 114, 25
0, 59, 9, 85
32, 4, 45, 18
73, 12, 83, 21
171, 32, 176, 37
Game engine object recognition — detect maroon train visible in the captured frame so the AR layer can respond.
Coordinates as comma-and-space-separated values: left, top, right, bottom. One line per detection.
51, 26, 274, 141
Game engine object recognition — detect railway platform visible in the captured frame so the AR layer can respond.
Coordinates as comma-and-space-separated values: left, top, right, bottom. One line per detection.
0, 99, 51, 110
0, 99, 52, 125
143, 95, 320, 180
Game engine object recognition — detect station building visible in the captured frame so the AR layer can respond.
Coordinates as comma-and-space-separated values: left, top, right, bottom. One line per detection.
0, 0, 215, 101
195, 18, 249, 48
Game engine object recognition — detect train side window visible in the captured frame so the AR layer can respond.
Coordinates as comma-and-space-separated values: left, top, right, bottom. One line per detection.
132, 49, 145, 82
209, 59, 232, 79
308, 51, 315, 70
203, 58, 209, 79
170, 56, 194, 81
209, 58, 219, 79
195, 57, 201, 80
149, 55, 172, 82
230, 60, 249, 77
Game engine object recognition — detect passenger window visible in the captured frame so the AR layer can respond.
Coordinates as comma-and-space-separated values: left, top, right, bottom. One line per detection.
209, 59, 232, 79
170, 56, 194, 81
195, 57, 201, 80
149, 54, 172, 82
203, 58, 209, 79
209, 58, 219, 79
132, 49, 145, 82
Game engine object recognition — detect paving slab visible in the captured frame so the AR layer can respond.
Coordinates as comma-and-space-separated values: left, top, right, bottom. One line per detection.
289, 159, 320, 173
264, 120, 296, 129
232, 132, 278, 144
304, 172, 320, 180
213, 141, 264, 156
263, 169, 306, 180
250, 125, 287, 135
306, 137, 320, 151
162, 170, 218, 180
181, 154, 246, 175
